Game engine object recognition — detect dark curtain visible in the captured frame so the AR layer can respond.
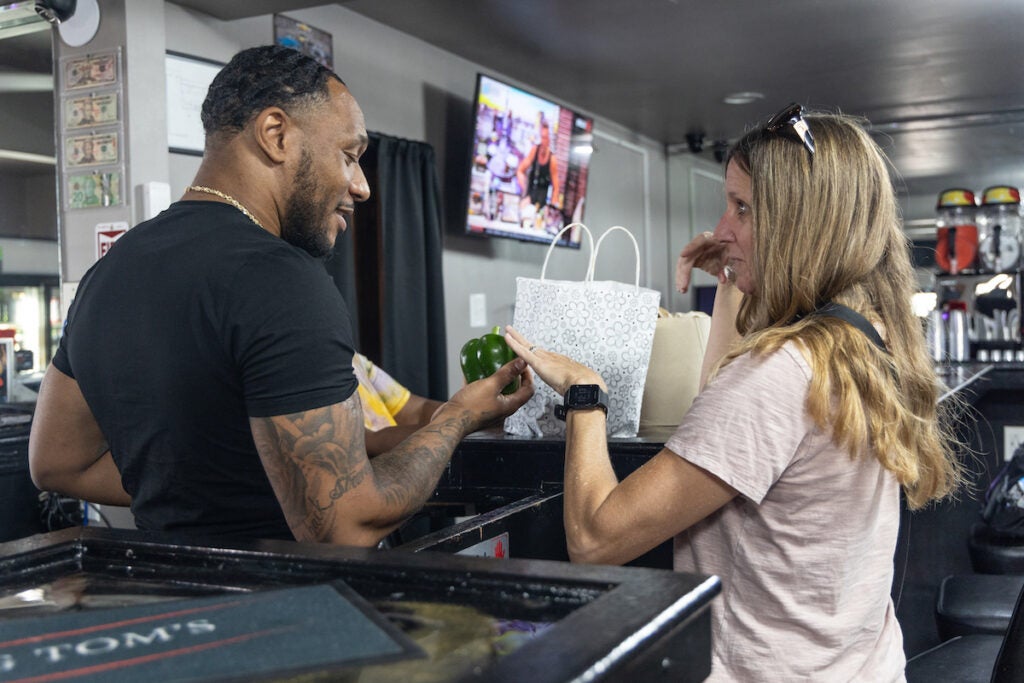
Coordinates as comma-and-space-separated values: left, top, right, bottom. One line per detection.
326, 132, 448, 400
327, 212, 360, 351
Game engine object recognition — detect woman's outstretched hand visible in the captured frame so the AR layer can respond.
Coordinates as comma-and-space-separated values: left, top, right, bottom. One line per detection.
676, 231, 731, 293
503, 326, 606, 396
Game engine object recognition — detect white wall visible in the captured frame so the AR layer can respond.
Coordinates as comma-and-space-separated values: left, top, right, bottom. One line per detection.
162, 3, 673, 396
666, 152, 726, 313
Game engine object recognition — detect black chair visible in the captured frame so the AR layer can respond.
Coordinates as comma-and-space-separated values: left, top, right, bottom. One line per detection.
971, 444, 1024, 575
969, 522, 1024, 574
907, 579, 1024, 683
935, 573, 1024, 640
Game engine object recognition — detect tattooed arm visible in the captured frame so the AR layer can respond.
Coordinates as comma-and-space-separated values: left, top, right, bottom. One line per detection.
250, 358, 533, 547
364, 394, 447, 457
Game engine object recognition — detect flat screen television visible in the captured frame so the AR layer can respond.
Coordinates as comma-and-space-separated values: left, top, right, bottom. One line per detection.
465, 74, 594, 249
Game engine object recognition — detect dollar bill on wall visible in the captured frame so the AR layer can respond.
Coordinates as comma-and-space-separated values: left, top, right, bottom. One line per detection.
66, 169, 123, 210
63, 52, 118, 91
64, 92, 120, 130
65, 131, 119, 168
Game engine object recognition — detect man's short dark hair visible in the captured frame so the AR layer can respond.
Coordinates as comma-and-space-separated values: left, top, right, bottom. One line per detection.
200, 45, 345, 137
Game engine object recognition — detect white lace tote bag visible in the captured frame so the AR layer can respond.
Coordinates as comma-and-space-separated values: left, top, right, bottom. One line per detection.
505, 224, 660, 437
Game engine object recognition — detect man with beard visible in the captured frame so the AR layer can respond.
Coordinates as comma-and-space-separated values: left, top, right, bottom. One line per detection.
28, 46, 532, 546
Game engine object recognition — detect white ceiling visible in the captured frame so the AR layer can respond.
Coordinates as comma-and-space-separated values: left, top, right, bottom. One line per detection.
6, 1, 1024, 211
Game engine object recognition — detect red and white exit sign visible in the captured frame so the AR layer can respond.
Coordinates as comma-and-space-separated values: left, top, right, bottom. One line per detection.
95, 221, 129, 260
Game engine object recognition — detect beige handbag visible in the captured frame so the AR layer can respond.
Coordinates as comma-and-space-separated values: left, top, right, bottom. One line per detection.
639, 308, 711, 429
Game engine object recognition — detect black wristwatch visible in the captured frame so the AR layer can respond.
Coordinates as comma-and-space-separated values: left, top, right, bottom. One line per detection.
554, 384, 609, 421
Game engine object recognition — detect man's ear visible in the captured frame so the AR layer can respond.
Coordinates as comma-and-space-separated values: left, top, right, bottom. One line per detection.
252, 106, 294, 164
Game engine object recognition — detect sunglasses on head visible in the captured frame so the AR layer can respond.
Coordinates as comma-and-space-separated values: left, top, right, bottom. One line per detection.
764, 102, 815, 156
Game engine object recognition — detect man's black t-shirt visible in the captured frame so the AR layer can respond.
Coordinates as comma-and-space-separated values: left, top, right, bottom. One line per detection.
52, 201, 358, 539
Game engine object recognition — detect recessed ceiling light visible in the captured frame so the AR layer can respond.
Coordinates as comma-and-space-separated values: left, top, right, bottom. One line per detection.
723, 92, 765, 105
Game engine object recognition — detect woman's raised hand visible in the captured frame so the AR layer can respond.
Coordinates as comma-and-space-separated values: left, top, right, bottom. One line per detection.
676, 231, 729, 293
503, 326, 606, 396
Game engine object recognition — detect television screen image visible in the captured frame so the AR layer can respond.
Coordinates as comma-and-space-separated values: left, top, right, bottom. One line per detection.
465, 74, 594, 249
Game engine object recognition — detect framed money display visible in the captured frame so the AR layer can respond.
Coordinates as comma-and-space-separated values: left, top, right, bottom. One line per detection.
63, 91, 120, 130
66, 168, 123, 210
64, 130, 120, 168
62, 52, 119, 92
58, 49, 125, 209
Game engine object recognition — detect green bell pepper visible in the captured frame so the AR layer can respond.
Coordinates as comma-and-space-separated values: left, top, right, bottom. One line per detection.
460, 326, 520, 395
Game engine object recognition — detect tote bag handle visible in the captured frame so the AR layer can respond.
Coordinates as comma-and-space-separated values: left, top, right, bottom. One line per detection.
592, 225, 641, 288
540, 222, 595, 281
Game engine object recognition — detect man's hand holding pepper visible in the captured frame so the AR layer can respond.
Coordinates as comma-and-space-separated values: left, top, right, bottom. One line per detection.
437, 358, 534, 433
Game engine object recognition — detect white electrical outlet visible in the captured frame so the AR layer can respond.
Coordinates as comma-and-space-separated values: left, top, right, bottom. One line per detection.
469, 293, 487, 328
1004, 426, 1024, 461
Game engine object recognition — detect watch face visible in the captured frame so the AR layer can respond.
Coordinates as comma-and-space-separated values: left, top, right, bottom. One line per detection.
558, 384, 608, 420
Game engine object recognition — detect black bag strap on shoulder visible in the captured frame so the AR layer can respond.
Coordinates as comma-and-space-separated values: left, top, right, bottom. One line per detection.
810, 302, 889, 353
982, 443, 1024, 539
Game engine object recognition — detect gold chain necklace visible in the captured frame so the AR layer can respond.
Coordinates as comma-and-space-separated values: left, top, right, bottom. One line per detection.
186, 185, 264, 230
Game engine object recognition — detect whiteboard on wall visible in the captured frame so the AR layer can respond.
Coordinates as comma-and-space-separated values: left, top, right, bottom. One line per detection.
165, 52, 223, 155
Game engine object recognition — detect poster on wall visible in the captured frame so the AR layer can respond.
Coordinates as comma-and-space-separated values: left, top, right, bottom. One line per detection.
274, 14, 333, 68
66, 168, 123, 210
63, 92, 120, 129
62, 52, 119, 91
165, 52, 224, 155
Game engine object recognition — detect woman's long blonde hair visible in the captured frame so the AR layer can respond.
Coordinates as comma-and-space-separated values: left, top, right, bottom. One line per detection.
723, 112, 962, 509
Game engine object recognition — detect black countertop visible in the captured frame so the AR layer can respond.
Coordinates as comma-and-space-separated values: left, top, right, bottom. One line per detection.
0, 527, 719, 683
936, 362, 994, 403
442, 362, 1012, 496
440, 426, 673, 495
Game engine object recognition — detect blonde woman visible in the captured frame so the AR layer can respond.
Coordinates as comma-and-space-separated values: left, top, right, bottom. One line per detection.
505, 105, 962, 681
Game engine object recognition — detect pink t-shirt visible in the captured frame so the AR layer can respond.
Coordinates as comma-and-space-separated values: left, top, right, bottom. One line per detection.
666, 343, 906, 682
